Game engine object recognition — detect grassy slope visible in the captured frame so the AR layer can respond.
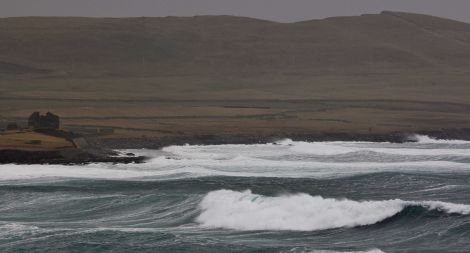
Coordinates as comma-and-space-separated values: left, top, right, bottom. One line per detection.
0, 131, 75, 151
1, 11, 470, 139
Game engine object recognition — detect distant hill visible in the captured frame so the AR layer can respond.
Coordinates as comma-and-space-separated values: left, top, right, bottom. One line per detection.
2, 12, 470, 140
1, 11, 470, 77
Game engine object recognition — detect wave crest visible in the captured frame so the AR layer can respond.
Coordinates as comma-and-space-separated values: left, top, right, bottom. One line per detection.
196, 190, 470, 231
410, 134, 470, 144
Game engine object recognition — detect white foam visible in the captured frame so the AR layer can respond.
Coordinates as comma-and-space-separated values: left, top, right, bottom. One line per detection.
1, 158, 468, 182
161, 138, 470, 158
284, 140, 470, 156
0, 223, 41, 237
411, 134, 470, 144
289, 141, 360, 156
0, 164, 159, 181
286, 249, 385, 253
2, 136, 470, 182
309, 250, 385, 253
196, 190, 470, 231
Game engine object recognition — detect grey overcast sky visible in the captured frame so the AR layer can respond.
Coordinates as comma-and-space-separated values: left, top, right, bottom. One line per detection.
1, 0, 469, 23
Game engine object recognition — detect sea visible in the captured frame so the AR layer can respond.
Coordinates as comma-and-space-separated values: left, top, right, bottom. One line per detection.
1, 135, 470, 252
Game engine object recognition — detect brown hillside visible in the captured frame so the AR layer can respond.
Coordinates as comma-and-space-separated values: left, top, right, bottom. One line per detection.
1, 12, 470, 140
1, 12, 470, 76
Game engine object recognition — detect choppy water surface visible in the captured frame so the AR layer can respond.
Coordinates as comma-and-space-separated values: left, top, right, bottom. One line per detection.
1, 135, 470, 252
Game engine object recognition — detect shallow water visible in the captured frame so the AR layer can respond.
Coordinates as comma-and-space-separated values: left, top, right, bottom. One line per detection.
1, 135, 470, 252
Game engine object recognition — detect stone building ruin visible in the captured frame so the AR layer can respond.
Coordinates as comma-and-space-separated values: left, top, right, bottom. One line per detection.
28, 112, 60, 130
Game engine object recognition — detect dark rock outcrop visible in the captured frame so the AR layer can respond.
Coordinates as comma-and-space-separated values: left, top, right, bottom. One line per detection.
0, 148, 147, 165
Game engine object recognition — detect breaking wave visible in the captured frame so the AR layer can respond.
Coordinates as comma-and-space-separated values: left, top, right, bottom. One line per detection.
2, 135, 470, 183
411, 134, 470, 144
196, 190, 470, 231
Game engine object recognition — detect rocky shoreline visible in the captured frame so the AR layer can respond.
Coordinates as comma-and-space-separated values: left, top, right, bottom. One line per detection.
3, 128, 470, 165
0, 148, 147, 165
95, 128, 470, 149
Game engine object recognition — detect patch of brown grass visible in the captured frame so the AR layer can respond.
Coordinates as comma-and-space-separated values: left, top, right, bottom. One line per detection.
0, 130, 75, 151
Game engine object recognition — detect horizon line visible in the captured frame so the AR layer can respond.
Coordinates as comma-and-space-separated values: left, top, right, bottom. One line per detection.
1, 10, 467, 25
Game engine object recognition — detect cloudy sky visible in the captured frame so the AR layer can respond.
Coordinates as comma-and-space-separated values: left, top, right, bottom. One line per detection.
1, 0, 469, 23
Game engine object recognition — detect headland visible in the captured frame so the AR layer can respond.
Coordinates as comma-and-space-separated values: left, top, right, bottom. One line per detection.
0, 112, 146, 164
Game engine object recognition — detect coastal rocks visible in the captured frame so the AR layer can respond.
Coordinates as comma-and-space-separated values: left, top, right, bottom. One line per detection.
0, 150, 63, 164
0, 112, 148, 165
93, 129, 470, 150
0, 148, 147, 165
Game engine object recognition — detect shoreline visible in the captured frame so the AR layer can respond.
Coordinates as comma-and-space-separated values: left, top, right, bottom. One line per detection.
2, 128, 470, 165
0, 149, 147, 165
95, 128, 470, 149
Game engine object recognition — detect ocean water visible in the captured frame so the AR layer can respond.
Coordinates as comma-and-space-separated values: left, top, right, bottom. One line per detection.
1, 135, 470, 252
